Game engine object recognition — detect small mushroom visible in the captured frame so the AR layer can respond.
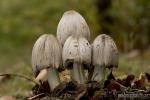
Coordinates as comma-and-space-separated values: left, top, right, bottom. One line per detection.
63, 36, 91, 84
57, 10, 90, 45
32, 34, 62, 91
91, 34, 119, 82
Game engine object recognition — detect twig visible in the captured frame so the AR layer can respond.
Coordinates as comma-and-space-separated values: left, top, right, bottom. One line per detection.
28, 93, 45, 100
0, 73, 38, 85
75, 90, 86, 100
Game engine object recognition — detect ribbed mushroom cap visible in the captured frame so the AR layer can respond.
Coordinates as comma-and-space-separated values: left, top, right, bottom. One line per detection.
63, 36, 91, 69
92, 34, 119, 68
57, 10, 90, 45
32, 34, 62, 77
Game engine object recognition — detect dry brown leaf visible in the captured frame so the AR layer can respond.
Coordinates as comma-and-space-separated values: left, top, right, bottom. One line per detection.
59, 70, 70, 82
133, 73, 146, 89
104, 80, 122, 91
117, 74, 135, 87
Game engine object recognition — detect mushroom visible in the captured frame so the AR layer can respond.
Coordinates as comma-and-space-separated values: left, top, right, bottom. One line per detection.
91, 34, 119, 82
57, 10, 90, 46
32, 34, 62, 90
62, 36, 91, 84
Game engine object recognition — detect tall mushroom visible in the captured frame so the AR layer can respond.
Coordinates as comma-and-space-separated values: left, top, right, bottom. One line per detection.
57, 10, 90, 46
32, 34, 62, 91
62, 36, 91, 84
91, 34, 119, 82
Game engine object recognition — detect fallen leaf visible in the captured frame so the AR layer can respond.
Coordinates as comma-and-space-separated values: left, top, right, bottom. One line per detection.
145, 73, 150, 82
59, 70, 70, 82
133, 73, 146, 89
117, 74, 135, 87
104, 80, 121, 91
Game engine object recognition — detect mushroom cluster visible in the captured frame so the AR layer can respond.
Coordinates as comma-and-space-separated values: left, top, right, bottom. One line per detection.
31, 10, 119, 91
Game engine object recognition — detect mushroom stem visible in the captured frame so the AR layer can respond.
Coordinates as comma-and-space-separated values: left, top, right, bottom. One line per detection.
91, 65, 104, 82
71, 62, 86, 84
47, 67, 60, 91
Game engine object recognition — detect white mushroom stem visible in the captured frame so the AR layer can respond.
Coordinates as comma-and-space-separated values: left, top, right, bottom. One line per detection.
35, 69, 48, 82
91, 65, 104, 82
47, 67, 60, 91
91, 65, 111, 85
71, 62, 86, 84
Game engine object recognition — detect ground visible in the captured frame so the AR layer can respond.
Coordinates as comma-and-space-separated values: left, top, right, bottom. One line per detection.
0, 48, 150, 98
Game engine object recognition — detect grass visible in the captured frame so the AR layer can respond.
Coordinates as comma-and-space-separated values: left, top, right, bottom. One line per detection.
0, 46, 150, 97
0, 46, 34, 97
114, 52, 150, 77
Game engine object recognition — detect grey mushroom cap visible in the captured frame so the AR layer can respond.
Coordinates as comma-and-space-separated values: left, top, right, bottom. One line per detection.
32, 34, 62, 77
57, 10, 90, 45
62, 36, 91, 69
92, 34, 119, 68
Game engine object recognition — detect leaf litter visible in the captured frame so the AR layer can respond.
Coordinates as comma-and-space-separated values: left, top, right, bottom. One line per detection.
29, 72, 150, 100
1, 72, 150, 100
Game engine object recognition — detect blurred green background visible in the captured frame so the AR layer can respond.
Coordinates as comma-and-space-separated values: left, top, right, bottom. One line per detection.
0, 0, 150, 97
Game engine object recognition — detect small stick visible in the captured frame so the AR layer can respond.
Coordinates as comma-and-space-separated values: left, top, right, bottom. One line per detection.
28, 93, 45, 100
75, 90, 86, 100
0, 73, 38, 85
